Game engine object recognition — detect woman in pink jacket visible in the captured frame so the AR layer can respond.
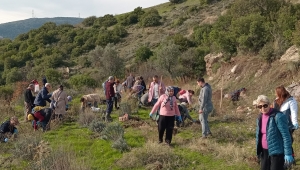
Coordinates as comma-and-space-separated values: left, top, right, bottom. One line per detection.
149, 86, 182, 145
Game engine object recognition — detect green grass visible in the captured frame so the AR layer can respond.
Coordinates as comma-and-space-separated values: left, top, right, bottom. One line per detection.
43, 122, 122, 169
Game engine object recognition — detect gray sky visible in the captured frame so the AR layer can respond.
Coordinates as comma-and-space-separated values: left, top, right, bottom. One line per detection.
0, 0, 168, 24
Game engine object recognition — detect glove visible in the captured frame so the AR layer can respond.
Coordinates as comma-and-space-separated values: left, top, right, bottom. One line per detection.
4, 138, 8, 143
13, 129, 18, 134
284, 155, 294, 163
177, 116, 183, 122
149, 113, 153, 118
293, 123, 299, 130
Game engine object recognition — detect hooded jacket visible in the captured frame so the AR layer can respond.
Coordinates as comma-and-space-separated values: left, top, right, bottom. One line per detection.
34, 87, 51, 107
256, 109, 292, 156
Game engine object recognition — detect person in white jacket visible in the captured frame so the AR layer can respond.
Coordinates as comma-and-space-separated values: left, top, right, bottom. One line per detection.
114, 79, 123, 110
274, 85, 298, 161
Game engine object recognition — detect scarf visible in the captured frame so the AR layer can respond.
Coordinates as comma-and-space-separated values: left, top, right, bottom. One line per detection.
162, 86, 174, 110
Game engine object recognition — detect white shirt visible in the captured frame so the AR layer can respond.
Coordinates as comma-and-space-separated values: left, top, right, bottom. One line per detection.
154, 83, 159, 99
280, 97, 298, 125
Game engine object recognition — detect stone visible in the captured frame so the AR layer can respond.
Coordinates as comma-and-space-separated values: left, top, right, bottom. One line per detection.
255, 69, 263, 77
231, 65, 238, 73
280, 45, 300, 63
204, 53, 223, 76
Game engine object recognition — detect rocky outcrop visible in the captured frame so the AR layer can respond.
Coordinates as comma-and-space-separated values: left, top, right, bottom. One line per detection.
204, 53, 223, 76
280, 45, 300, 63
286, 82, 300, 100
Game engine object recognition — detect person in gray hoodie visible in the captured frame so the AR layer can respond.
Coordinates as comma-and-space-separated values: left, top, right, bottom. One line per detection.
197, 77, 213, 138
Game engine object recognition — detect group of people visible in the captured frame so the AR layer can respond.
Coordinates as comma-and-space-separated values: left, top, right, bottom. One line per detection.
1, 72, 299, 170
256, 85, 299, 169
23, 78, 72, 132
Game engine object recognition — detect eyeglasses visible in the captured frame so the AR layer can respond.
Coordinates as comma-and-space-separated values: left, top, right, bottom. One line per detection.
257, 104, 269, 109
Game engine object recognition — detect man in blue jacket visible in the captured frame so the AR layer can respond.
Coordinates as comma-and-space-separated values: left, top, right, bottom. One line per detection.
34, 83, 52, 107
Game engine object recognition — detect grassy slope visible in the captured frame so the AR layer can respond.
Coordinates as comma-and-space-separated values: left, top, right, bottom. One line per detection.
39, 106, 257, 170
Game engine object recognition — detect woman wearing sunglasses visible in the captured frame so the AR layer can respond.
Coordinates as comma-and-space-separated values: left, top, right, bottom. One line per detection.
256, 95, 293, 170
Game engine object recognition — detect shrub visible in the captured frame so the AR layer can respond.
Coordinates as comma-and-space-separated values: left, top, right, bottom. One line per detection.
89, 120, 106, 133
140, 9, 161, 27
117, 141, 185, 169
44, 68, 62, 85
94, 14, 118, 28
169, 34, 194, 51
259, 42, 275, 63
0, 85, 14, 101
135, 46, 153, 62
112, 25, 128, 38
212, 62, 221, 73
5, 67, 23, 84
33, 148, 89, 170
78, 111, 97, 127
82, 16, 97, 27
112, 138, 129, 153
69, 74, 98, 89
101, 123, 124, 141
13, 135, 49, 161
169, 0, 184, 4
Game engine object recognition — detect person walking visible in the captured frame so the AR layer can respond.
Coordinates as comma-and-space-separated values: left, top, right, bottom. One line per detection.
149, 86, 182, 145
274, 85, 298, 163
256, 95, 294, 170
197, 77, 213, 138
51, 85, 68, 120
105, 76, 115, 122
24, 84, 35, 121
34, 83, 52, 107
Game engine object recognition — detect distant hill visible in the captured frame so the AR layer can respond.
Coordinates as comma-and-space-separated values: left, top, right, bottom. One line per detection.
0, 17, 83, 39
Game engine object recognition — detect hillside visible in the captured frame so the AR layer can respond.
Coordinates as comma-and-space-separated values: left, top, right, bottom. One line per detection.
2, 0, 300, 169
0, 17, 83, 39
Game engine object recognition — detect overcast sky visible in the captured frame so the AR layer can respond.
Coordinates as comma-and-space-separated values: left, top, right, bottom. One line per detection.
0, 0, 168, 24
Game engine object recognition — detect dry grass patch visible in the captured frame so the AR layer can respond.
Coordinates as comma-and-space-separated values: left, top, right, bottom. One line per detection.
117, 141, 185, 169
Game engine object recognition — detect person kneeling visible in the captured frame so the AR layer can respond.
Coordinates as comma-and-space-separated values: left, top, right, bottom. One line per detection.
0, 116, 19, 143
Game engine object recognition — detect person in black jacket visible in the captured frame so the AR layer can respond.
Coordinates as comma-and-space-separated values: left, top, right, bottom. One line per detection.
140, 76, 147, 94
0, 116, 19, 143
24, 84, 35, 121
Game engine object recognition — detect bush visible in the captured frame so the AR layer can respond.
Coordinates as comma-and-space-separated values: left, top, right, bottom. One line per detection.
140, 9, 161, 27
82, 16, 97, 27
44, 68, 62, 85
259, 43, 275, 63
5, 67, 23, 84
13, 135, 49, 161
101, 123, 124, 141
69, 74, 98, 89
112, 138, 129, 153
135, 46, 153, 62
78, 111, 97, 127
112, 25, 128, 38
89, 120, 106, 133
0, 85, 14, 101
169, 0, 184, 4
117, 141, 185, 169
33, 148, 89, 170
94, 14, 118, 28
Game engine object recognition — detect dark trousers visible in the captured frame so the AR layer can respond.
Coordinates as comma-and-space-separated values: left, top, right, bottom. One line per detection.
261, 149, 284, 170
106, 99, 113, 114
158, 115, 175, 144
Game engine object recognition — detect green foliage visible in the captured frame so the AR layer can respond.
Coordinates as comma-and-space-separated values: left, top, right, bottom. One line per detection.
193, 24, 212, 46
82, 16, 97, 27
169, 0, 184, 4
44, 68, 62, 85
135, 46, 153, 62
173, 16, 189, 26
69, 74, 98, 89
169, 34, 194, 51
94, 14, 118, 28
119, 7, 145, 26
101, 123, 124, 141
259, 42, 275, 63
212, 62, 221, 73
5, 67, 23, 84
178, 47, 208, 77
88, 44, 125, 78
156, 41, 181, 76
140, 9, 161, 27
89, 120, 106, 134
112, 25, 128, 38
0, 85, 14, 100
112, 138, 129, 153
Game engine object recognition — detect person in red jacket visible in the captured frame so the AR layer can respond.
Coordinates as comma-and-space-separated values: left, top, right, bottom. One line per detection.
105, 76, 115, 122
